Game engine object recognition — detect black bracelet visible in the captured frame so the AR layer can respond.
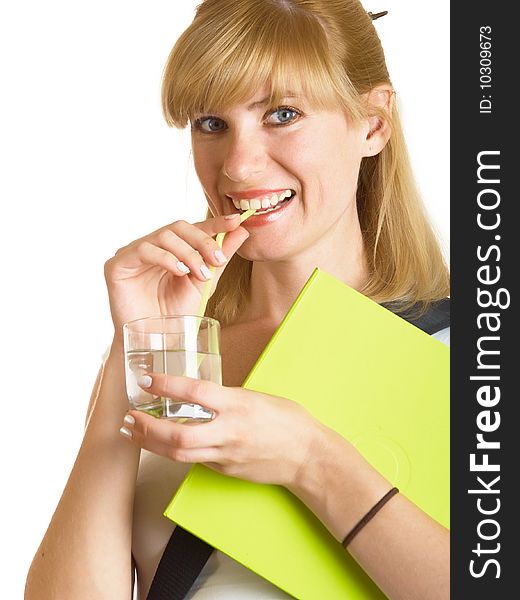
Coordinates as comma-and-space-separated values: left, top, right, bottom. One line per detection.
342, 487, 399, 548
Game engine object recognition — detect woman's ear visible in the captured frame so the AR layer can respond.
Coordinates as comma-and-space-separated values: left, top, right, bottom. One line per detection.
362, 85, 395, 157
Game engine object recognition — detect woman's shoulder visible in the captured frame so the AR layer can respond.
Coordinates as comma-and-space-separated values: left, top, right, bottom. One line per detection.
384, 297, 450, 337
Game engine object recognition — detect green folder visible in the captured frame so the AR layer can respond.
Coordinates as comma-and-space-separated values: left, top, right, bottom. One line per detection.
164, 268, 450, 599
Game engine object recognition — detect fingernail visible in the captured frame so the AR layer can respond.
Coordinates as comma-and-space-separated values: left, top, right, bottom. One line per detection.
119, 426, 133, 439
224, 213, 240, 220
177, 261, 190, 274
138, 375, 153, 388
214, 249, 227, 264
200, 264, 213, 279
124, 414, 136, 426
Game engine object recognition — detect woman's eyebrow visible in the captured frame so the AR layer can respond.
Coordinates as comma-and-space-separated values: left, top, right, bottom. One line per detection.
193, 93, 305, 117
247, 93, 303, 111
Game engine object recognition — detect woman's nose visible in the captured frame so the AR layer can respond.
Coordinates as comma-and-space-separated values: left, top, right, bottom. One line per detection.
222, 133, 267, 182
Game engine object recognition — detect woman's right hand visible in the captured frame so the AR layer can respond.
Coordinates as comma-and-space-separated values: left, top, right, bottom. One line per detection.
104, 213, 250, 338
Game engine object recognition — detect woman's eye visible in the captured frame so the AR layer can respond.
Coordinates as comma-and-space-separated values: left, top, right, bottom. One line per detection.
193, 116, 227, 133
265, 107, 301, 126
192, 106, 301, 132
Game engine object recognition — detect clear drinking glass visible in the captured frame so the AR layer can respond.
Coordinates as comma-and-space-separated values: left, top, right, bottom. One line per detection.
123, 315, 221, 422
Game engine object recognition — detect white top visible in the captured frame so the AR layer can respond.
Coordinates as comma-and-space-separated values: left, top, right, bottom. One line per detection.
131, 326, 451, 598
132, 452, 293, 599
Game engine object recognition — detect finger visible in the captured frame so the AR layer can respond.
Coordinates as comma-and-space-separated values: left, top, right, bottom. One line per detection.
126, 410, 227, 449
168, 447, 224, 464
204, 226, 251, 296
193, 213, 244, 237
151, 228, 214, 282
135, 240, 194, 277
170, 219, 247, 272
122, 424, 225, 463
217, 227, 250, 264
138, 373, 229, 414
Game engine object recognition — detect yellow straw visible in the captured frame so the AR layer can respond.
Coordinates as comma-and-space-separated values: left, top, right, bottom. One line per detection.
196, 209, 256, 318
171, 209, 256, 420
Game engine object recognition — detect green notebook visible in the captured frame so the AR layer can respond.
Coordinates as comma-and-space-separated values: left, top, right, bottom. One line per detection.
164, 268, 450, 599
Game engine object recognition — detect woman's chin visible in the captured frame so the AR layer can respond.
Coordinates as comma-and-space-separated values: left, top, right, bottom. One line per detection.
236, 245, 288, 264
235, 224, 311, 263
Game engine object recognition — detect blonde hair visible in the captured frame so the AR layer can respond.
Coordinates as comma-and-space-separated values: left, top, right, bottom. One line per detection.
161, 0, 450, 325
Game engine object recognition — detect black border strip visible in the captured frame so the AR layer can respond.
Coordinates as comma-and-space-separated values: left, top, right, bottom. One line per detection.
451, 2, 518, 597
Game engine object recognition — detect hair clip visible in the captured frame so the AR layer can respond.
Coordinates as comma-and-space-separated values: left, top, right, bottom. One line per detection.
368, 11, 388, 21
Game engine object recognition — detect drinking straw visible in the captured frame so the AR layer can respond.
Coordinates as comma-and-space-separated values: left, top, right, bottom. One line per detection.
143, 210, 258, 420
196, 209, 257, 318
170, 209, 256, 420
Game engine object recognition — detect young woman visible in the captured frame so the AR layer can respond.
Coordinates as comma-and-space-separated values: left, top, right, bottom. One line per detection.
26, 1, 450, 598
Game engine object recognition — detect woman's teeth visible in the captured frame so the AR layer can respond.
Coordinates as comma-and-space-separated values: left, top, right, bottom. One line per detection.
231, 189, 294, 213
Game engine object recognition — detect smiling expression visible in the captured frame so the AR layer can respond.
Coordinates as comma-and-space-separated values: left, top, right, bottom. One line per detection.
190, 86, 372, 262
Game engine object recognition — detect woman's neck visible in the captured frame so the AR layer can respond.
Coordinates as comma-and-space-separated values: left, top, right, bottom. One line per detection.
235, 216, 369, 327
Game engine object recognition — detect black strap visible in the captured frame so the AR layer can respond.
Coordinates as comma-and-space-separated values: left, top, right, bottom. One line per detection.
146, 526, 213, 600
145, 297, 450, 599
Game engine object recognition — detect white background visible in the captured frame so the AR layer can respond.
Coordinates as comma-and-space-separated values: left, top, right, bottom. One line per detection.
0, 1, 449, 597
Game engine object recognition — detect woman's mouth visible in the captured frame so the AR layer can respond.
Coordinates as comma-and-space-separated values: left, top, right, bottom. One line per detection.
227, 189, 296, 215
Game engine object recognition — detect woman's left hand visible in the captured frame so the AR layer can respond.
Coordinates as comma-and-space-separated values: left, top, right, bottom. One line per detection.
120, 373, 323, 487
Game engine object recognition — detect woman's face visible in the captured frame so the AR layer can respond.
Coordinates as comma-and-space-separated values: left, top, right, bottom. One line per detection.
191, 85, 372, 262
